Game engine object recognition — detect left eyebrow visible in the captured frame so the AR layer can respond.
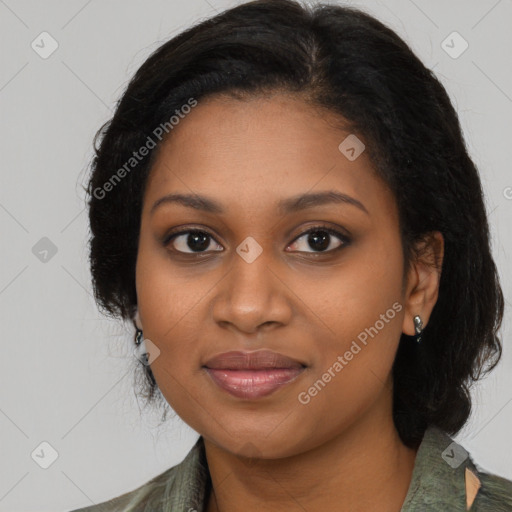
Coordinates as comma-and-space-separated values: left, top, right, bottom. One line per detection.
278, 190, 369, 216
149, 190, 369, 216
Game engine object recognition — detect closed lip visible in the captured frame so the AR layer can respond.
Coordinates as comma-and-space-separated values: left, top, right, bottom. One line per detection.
203, 350, 306, 370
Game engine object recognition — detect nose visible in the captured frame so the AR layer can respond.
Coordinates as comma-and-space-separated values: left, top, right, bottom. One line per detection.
211, 249, 293, 335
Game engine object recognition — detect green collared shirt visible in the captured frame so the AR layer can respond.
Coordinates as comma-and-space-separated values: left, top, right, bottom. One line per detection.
69, 426, 512, 511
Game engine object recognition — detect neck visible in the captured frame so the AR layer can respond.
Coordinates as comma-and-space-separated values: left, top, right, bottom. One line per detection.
203, 387, 419, 512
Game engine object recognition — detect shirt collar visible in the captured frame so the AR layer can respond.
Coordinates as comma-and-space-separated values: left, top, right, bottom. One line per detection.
165, 426, 478, 512
401, 426, 480, 511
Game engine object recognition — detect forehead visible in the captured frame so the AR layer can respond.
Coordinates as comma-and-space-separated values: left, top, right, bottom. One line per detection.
143, 93, 395, 219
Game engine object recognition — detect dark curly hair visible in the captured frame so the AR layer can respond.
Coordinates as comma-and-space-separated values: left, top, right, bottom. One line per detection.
85, 0, 504, 448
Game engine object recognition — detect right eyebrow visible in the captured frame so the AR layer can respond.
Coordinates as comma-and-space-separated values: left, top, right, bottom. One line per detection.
150, 193, 224, 216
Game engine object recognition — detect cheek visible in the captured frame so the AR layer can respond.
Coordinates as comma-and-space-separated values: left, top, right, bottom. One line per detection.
302, 234, 405, 389
135, 240, 206, 337
314, 240, 403, 338
295, 293, 403, 437
135, 246, 207, 398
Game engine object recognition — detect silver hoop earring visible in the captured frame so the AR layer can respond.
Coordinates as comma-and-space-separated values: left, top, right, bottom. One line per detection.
413, 315, 423, 343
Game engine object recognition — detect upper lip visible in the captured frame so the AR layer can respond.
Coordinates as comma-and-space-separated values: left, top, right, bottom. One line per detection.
203, 350, 306, 370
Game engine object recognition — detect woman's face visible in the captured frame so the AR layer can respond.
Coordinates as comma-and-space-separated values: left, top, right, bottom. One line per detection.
135, 93, 434, 457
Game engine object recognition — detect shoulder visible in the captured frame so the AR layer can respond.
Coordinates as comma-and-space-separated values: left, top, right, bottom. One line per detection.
474, 470, 512, 511
402, 426, 512, 511
67, 436, 209, 512
67, 466, 176, 512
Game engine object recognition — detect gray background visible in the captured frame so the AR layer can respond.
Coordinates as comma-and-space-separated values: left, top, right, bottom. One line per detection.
1, 0, 511, 510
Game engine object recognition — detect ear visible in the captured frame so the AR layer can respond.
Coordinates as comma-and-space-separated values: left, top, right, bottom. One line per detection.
134, 308, 143, 330
401, 231, 444, 336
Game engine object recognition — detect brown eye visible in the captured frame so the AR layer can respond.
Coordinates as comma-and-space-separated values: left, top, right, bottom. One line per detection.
288, 227, 351, 253
166, 230, 223, 254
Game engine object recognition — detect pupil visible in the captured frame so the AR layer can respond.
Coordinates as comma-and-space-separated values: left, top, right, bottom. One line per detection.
188, 231, 210, 251
308, 230, 330, 251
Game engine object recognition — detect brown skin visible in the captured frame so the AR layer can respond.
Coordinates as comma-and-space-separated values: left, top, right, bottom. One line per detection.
134, 93, 444, 512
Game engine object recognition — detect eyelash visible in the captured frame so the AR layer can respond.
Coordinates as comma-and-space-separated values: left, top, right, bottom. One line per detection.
162, 225, 352, 256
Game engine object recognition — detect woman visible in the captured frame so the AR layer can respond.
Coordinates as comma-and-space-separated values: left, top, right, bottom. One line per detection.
71, 0, 512, 510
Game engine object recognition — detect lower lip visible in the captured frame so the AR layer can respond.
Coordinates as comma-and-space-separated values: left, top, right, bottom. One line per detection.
204, 367, 305, 400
